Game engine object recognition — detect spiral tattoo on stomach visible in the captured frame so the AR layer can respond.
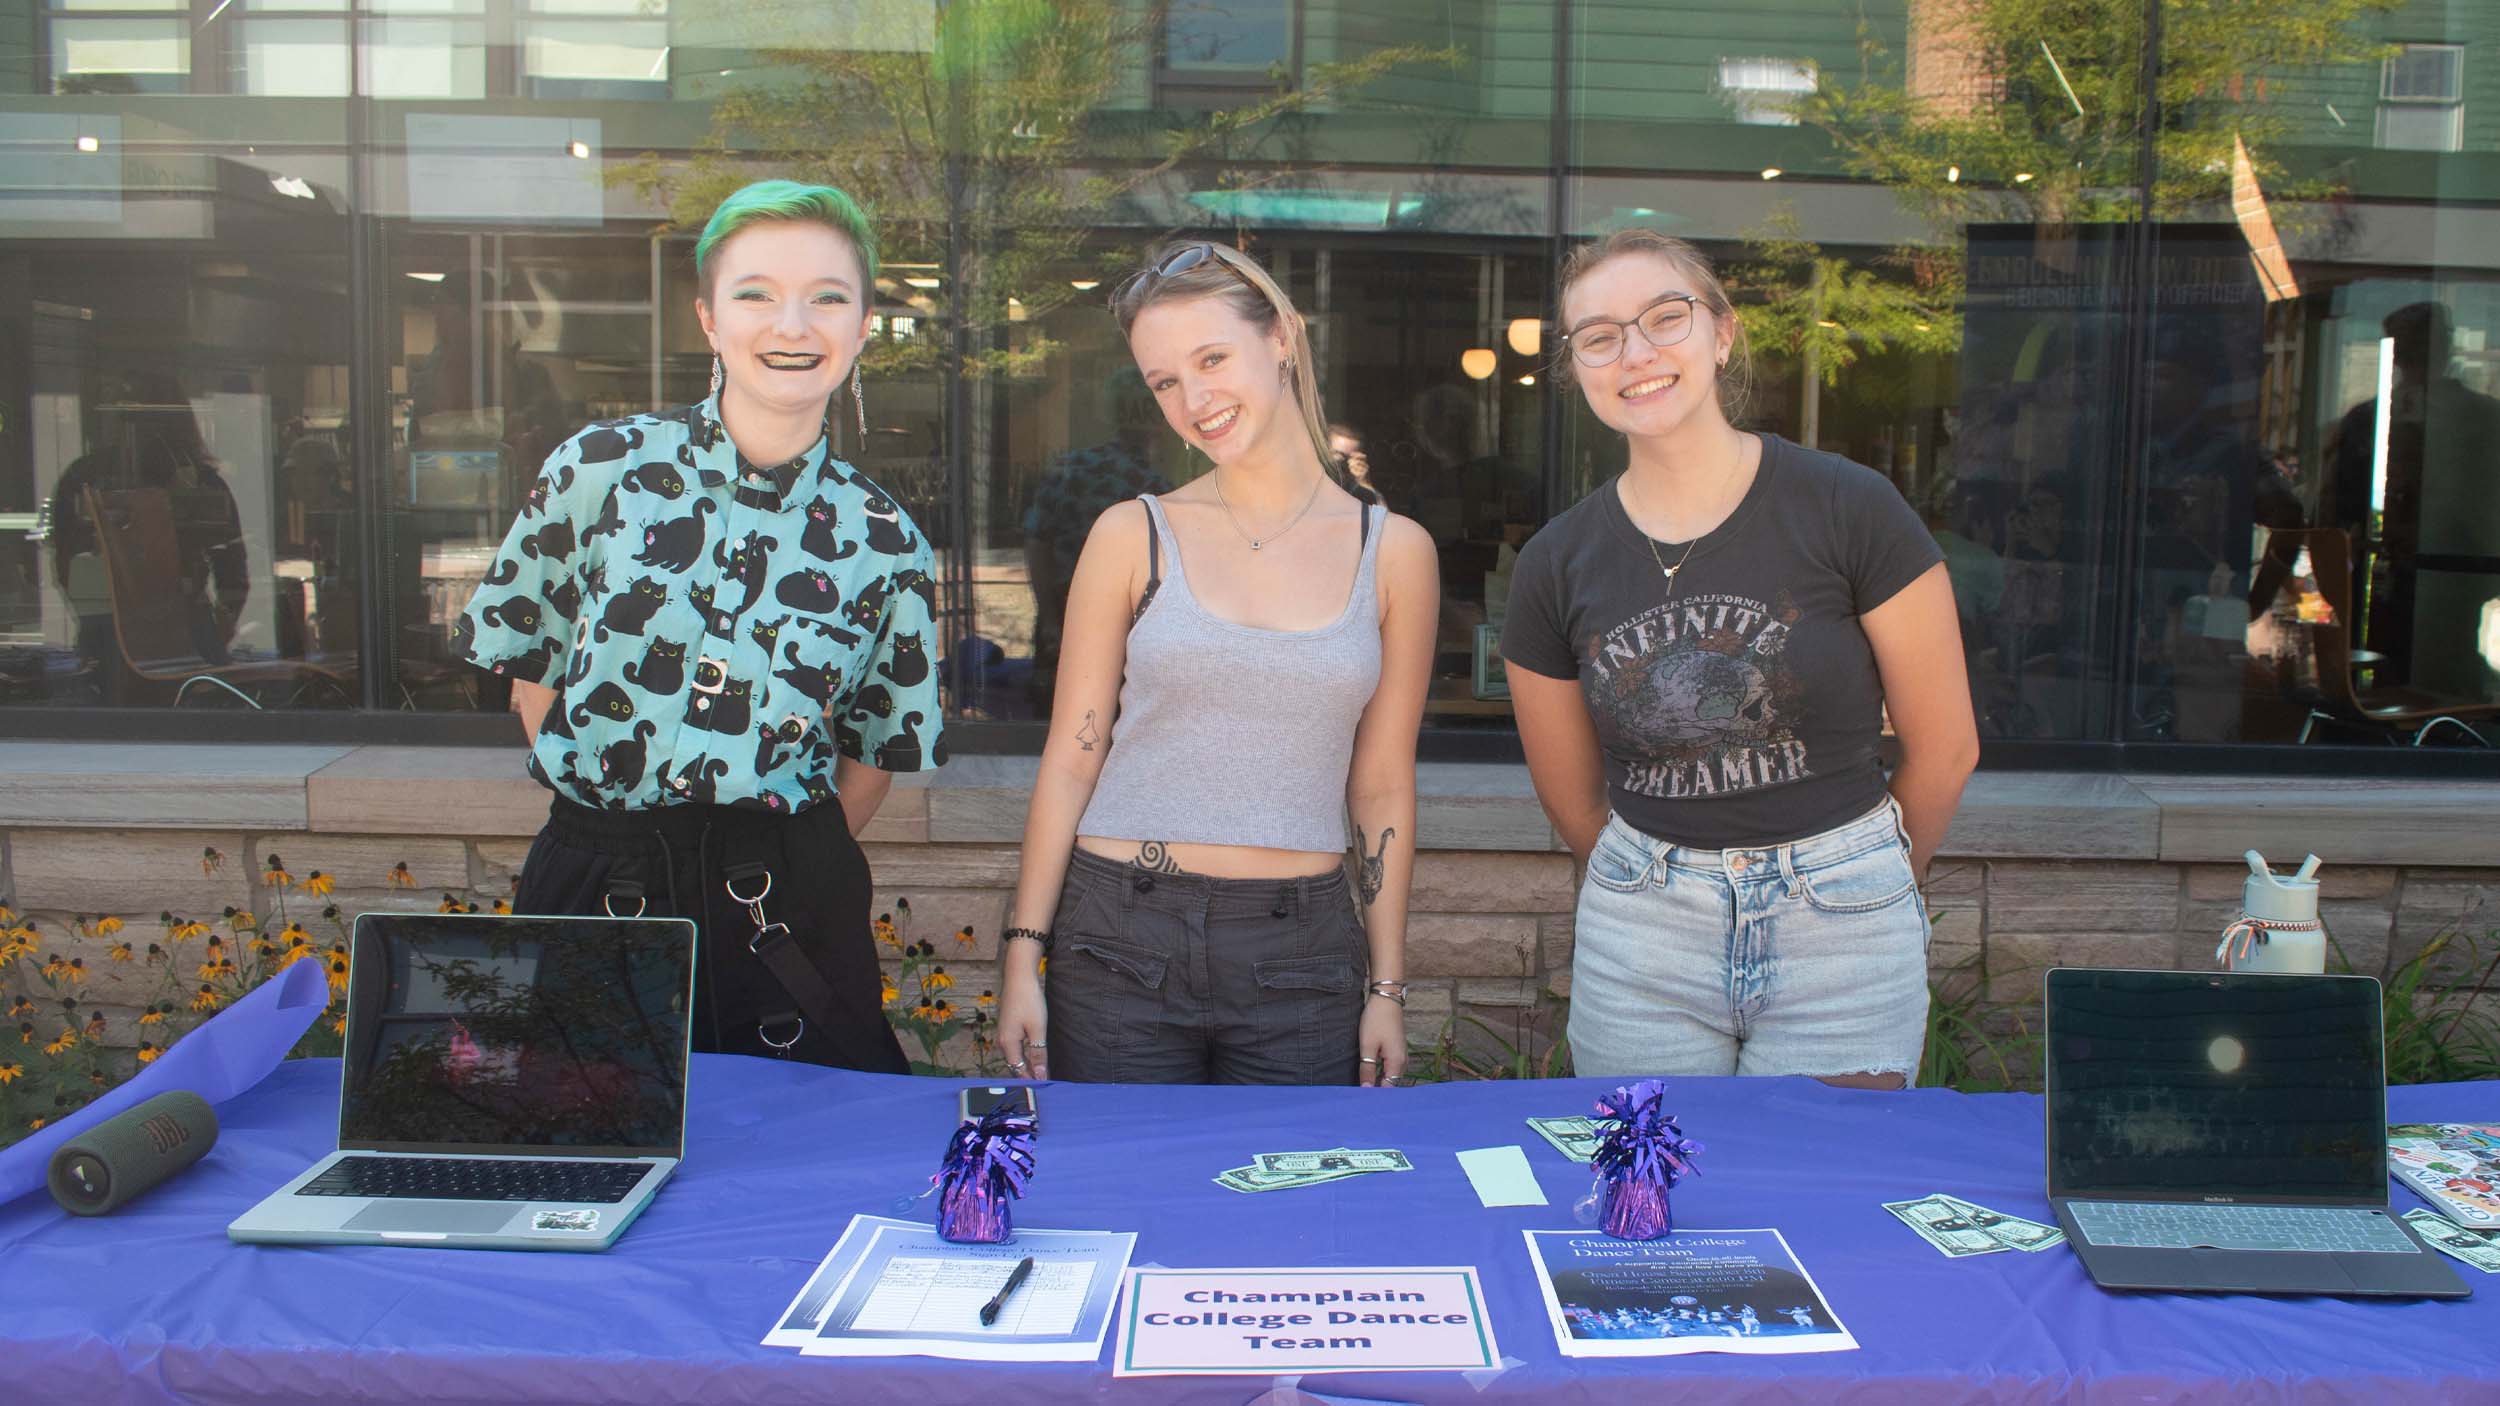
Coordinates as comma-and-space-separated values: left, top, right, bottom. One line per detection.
1129, 841, 1186, 875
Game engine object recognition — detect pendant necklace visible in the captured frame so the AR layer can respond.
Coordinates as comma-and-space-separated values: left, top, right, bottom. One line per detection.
1213, 467, 1324, 551
1623, 438, 1747, 599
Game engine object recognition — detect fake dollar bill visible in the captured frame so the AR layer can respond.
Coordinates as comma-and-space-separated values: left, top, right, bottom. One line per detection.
2404, 1208, 2500, 1274
1937, 1194, 2066, 1252
1212, 1164, 1364, 1194
1883, 1195, 2009, 1257
1253, 1148, 1415, 1176
1526, 1116, 1603, 1164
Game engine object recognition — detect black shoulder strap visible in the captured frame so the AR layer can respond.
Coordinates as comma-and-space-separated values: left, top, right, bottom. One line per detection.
1358, 501, 1373, 556
1142, 494, 1161, 590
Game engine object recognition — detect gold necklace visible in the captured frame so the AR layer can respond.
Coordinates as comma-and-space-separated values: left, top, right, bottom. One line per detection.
1623, 438, 1747, 598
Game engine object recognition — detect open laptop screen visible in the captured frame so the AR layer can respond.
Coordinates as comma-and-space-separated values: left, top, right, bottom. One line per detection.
2046, 969, 2385, 1204
338, 914, 696, 1158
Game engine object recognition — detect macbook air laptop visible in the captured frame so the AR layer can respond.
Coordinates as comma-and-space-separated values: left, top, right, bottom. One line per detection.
229, 912, 697, 1252
2044, 967, 2466, 1298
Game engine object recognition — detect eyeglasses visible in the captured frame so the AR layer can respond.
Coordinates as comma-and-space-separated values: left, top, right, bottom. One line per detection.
1110, 242, 1261, 315
1563, 294, 1701, 368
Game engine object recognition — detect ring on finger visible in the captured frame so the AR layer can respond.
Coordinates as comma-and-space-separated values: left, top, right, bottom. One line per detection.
1359, 1056, 1380, 1065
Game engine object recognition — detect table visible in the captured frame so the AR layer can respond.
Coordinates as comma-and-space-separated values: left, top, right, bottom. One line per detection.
3, 1057, 2494, 1404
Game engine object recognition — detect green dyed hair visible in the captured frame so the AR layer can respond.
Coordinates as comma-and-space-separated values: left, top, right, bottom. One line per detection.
693, 180, 880, 298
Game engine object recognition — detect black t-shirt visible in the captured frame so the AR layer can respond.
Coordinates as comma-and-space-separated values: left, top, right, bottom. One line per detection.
1503, 434, 1943, 848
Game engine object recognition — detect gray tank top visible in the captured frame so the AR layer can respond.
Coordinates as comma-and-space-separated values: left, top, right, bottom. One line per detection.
1078, 494, 1385, 854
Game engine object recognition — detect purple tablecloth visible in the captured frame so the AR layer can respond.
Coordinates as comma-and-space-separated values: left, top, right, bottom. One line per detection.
2, 1056, 2493, 1404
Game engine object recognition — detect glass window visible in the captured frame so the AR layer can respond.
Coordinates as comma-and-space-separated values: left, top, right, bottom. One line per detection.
2377, 43, 2464, 152
49, 18, 190, 94
1164, 0, 1294, 72
233, 19, 354, 98
1716, 58, 1817, 126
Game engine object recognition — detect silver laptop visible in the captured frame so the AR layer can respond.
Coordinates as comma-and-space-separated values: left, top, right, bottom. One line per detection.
229, 912, 697, 1252
2044, 967, 2466, 1298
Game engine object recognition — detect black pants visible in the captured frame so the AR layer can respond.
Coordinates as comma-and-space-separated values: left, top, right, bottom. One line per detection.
514, 796, 908, 1074
1043, 848, 1365, 1085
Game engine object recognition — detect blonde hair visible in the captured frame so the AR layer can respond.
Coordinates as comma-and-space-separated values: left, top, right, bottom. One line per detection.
1112, 242, 1337, 474
1554, 229, 1755, 425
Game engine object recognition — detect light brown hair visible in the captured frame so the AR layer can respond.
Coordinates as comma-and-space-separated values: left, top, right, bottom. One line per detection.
1554, 229, 1755, 425
1112, 242, 1337, 473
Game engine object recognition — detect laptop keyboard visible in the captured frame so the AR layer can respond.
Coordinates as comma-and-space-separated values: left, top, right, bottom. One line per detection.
2069, 1201, 2420, 1253
297, 1156, 652, 1204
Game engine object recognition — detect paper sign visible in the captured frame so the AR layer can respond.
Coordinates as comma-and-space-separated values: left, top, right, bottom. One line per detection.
1114, 1268, 1498, 1376
1456, 1146, 1549, 1207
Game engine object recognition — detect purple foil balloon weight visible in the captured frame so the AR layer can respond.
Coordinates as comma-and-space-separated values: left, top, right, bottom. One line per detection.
933, 1100, 1036, 1244
1590, 1079, 1702, 1243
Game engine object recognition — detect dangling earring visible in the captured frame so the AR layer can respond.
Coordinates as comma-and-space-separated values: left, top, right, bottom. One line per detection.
851, 360, 868, 448
708, 354, 724, 403
1279, 358, 1295, 386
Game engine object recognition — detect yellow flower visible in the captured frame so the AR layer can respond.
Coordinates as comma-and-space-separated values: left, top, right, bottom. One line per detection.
202, 846, 224, 876
303, 871, 335, 898
873, 915, 899, 948
387, 861, 416, 889
331, 1015, 348, 1036
914, 999, 934, 1016
263, 854, 293, 888
43, 1028, 76, 1055
94, 915, 123, 938
83, 1012, 107, 1041
137, 1005, 166, 1026
0, 1061, 19, 1084
190, 985, 226, 1012
6, 997, 32, 1019
169, 917, 209, 943
198, 958, 224, 980
248, 937, 274, 957
106, 941, 133, 964
976, 989, 997, 1008
0, 904, 12, 924
325, 947, 351, 993
491, 899, 513, 915
925, 967, 954, 993
882, 975, 900, 1005
437, 894, 465, 914
63, 958, 86, 985
17, 1021, 31, 1044
279, 921, 308, 945
227, 909, 258, 930
135, 1043, 161, 1064
955, 926, 976, 950
277, 939, 315, 971
0, 932, 32, 965
28, 1116, 45, 1132
40, 953, 67, 981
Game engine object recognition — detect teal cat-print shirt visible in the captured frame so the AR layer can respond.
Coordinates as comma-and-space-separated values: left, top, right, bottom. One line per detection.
454, 395, 946, 812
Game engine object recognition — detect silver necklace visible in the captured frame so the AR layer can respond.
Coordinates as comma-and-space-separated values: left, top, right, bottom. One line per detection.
1212, 469, 1325, 551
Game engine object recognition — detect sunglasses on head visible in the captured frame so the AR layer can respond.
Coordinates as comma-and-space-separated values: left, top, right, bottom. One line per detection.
1110, 242, 1262, 314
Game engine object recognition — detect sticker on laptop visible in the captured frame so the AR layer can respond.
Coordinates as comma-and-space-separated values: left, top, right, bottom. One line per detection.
534, 1209, 601, 1232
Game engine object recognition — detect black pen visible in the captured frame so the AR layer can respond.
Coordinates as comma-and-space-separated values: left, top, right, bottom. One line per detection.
979, 1255, 1036, 1326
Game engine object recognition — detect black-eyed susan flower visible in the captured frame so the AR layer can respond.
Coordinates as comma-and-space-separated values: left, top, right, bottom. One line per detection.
191, 985, 225, 1012
28, 1116, 46, 1132
895, 896, 912, 914
145, 943, 166, 964
83, 1012, 107, 1041
7, 996, 32, 1020
325, 946, 351, 992
932, 999, 951, 1017
490, 898, 512, 915
387, 861, 416, 889
63, 957, 86, 985
137, 1004, 166, 1026
17, 1021, 32, 1045
925, 966, 954, 993
106, 940, 133, 964
330, 1015, 347, 1037
169, 916, 209, 943
882, 974, 900, 1005
40, 953, 67, 981
93, 915, 123, 938
321, 904, 341, 922
135, 1043, 161, 1064
263, 853, 291, 887
874, 915, 899, 948
202, 846, 224, 876
976, 989, 997, 1008
0, 905, 13, 924
303, 871, 334, 898
42, 1028, 76, 1055
955, 926, 976, 950
248, 936, 273, 957
226, 908, 257, 930
279, 920, 308, 945
437, 893, 465, 914
0, 930, 33, 965
0, 1061, 19, 1084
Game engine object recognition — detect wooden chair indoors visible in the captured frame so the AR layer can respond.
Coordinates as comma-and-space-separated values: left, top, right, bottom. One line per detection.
2262, 526, 2498, 746
82, 486, 351, 708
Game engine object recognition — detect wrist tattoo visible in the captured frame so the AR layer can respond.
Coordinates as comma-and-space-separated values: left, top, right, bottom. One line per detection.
1355, 825, 1393, 907
1130, 840, 1185, 875
1075, 709, 1100, 752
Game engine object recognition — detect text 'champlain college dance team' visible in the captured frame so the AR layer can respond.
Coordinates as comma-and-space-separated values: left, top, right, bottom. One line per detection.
453, 180, 1981, 1091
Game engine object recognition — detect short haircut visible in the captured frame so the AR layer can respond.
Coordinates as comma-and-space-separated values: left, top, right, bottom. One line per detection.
694, 180, 879, 298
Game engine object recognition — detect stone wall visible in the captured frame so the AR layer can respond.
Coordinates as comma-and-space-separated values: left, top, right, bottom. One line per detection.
7, 822, 2494, 1069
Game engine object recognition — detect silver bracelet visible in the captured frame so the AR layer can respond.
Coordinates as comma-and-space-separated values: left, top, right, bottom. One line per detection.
1366, 979, 1408, 1007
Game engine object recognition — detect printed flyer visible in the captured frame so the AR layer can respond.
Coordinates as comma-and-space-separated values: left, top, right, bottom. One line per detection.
1522, 1228, 1857, 1357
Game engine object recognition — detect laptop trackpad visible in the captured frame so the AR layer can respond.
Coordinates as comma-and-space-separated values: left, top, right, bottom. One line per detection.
344, 1200, 525, 1234
2188, 1247, 2358, 1293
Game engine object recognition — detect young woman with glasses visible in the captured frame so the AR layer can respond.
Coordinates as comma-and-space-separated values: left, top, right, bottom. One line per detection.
1502, 230, 1977, 1087
994, 242, 1439, 1086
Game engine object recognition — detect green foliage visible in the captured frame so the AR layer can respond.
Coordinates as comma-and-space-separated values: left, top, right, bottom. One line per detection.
0, 851, 505, 1150
1919, 948, 2044, 1093
875, 897, 999, 1077
1733, 209, 1961, 389
1403, 983, 1574, 1084
2332, 926, 2500, 1086
613, 0, 1459, 380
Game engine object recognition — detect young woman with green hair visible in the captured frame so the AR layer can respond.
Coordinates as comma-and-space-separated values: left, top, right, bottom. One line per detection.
456, 179, 945, 1071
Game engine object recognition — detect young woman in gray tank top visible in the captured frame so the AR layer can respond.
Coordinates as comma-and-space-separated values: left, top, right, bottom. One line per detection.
995, 243, 1440, 1086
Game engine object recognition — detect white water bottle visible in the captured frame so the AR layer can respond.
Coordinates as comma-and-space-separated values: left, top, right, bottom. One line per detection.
2218, 850, 2326, 974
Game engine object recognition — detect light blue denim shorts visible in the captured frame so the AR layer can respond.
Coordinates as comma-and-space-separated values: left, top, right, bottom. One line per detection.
1567, 797, 1930, 1083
